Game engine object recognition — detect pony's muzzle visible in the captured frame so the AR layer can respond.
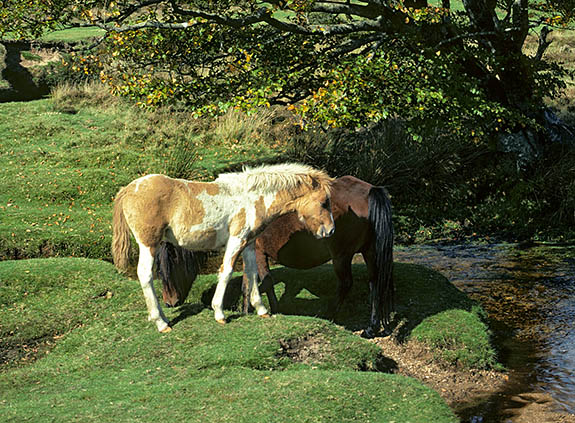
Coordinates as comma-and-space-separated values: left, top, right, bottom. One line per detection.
316, 225, 335, 239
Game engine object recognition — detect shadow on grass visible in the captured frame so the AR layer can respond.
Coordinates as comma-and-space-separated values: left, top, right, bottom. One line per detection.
184, 262, 477, 342
169, 303, 206, 328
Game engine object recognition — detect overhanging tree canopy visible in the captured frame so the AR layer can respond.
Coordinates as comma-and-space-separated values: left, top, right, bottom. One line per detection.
1, 1, 573, 140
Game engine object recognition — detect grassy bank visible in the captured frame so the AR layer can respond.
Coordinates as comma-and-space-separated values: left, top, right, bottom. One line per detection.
1, 257, 498, 421
0, 92, 283, 260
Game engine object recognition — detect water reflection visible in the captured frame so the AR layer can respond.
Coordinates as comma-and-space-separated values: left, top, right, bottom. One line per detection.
395, 243, 575, 415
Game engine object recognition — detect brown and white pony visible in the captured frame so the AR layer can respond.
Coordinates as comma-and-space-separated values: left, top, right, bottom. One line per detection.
157, 175, 393, 338
112, 163, 334, 332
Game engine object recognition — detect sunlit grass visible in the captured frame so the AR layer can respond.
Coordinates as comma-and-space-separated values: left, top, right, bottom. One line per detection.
0, 93, 285, 260
40, 27, 106, 43
0, 258, 461, 422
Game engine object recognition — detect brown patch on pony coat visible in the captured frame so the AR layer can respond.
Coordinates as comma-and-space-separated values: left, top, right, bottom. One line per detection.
229, 208, 246, 236
331, 175, 370, 218
120, 175, 217, 248
252, 196, 267, 230
266, 186, 304, 217
190, 180, 220, 196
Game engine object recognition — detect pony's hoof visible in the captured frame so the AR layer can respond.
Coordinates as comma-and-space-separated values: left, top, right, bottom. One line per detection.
216, 319, 227, 325
160, 326, 172, 333
360, 327, 376, 339
259, 313, 271, 319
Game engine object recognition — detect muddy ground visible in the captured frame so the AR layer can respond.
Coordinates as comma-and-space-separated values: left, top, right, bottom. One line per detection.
368, 335, 575, 423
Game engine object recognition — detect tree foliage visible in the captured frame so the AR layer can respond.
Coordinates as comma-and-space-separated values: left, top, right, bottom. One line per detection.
1, 0, 574, 139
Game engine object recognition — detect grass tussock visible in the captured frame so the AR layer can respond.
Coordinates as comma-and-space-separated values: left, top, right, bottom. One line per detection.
209, 107, 277, 145
50, 81, 118, 113
409, 308, 499, 369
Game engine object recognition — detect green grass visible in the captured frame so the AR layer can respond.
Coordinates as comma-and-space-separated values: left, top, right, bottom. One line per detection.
0, 96, 281, 260
0, 258, 459, 422
410, 309, 499, 369
40, 27, 106, 43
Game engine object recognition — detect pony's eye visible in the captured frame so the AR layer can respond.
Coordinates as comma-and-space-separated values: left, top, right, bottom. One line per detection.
322, 199, 330, 209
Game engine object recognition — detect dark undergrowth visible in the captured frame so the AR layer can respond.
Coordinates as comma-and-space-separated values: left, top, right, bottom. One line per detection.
285, 119, 575, 244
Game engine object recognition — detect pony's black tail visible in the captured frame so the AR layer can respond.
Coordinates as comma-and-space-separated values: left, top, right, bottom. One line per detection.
155, 242, 199, 307
368, 186, 394, 332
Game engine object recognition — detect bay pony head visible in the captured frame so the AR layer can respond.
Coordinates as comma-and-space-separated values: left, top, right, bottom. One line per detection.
218, 163, 335, 239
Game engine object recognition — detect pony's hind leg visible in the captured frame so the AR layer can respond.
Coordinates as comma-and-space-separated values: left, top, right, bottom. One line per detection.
328, 255, 354, 318
137, 243, 171, 333
361, 248, 383, 338
242, 243, 269, 318
241, 244, 277, 314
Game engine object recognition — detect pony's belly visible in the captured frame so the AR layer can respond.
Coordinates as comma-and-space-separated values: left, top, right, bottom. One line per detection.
277, 230, 331, 269
167, 227, 227, 251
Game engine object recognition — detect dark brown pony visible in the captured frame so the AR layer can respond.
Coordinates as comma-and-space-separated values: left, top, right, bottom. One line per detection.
157, 175, 393, 338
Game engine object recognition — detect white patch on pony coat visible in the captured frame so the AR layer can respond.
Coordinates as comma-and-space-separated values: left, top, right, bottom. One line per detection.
134, 174, 159, 193
137, 244, 170, 331
169, 189, 234, 250
171, 188, 272, 251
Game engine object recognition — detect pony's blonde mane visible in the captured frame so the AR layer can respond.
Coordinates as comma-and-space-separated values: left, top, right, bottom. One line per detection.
216, 163, 332, 195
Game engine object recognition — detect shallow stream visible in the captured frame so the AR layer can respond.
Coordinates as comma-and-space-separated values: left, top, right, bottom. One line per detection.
395, 242, 575, 421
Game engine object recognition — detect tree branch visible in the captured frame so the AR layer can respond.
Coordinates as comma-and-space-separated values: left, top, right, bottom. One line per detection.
169, 3, 271, 28
95, 20, 204, 32
511, 0, 529, 51
534, 25, 553, 61
309, 1, 385, 19
113, 0, 165, 24
263, 15, 385, 36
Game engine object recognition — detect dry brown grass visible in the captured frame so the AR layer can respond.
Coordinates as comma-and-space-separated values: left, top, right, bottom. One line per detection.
209, 107, 279, 146
50, 81, 118, 113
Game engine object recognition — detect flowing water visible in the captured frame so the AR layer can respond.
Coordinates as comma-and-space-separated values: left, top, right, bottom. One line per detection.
395, 242, 575, 421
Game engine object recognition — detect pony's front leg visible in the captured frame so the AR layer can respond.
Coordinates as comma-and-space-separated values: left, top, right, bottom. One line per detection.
211, 236, 244, 324
137, 244, 171, 333
242, 243, 269, 318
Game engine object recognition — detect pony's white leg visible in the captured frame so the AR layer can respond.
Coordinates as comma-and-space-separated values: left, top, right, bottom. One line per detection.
137, 244, 170, 333
242, 243, 269, 317
211, 236, 244, 323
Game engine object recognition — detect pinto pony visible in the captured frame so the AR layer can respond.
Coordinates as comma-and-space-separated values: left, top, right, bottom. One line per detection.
158, 175, 394, 338
112, 163, 335, 332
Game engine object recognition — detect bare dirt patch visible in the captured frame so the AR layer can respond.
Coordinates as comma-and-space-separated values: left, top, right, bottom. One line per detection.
370, 336, 506, 407
369, 335, 575, 423
0, 335, 56, 368
277, 332, 398, 372
278, 333, 331, 366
